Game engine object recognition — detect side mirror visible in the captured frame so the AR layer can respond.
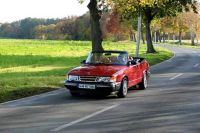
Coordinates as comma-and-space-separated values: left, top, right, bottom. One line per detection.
127, 61, 132, 66
130, 60, 137, 65
81, 60, 86, 64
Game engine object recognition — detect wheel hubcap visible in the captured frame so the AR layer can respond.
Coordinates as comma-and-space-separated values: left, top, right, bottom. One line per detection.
144, 74, 147, 88
123, 80, 128, 95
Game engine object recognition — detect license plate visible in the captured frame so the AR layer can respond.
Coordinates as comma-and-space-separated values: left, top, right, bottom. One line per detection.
78, 84, 95, 89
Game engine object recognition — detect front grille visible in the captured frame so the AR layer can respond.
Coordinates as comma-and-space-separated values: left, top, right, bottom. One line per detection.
79, 76, 97, 82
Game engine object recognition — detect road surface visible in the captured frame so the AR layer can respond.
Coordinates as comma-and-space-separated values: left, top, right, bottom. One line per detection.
0, 45, 200, 133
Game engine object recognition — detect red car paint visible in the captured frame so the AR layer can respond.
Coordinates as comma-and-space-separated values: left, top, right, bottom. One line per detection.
65, 51, 150, 97
68, 60, 149, 88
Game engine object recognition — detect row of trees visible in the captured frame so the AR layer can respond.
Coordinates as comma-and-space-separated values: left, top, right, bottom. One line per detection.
151, 12, 200, 46
1, 10, 199, 44
82, 0, 199, 53
0, 13, 130, 41
0, 16, 92, 40
33, 14, 91, 40
0, 0, 199, 53
0, 18, 60, 39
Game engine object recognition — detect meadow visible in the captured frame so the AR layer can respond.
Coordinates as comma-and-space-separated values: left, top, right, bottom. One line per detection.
0, 39, 173, 102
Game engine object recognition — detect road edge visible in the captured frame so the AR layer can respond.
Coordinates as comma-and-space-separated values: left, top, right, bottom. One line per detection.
151, 44, 176, 68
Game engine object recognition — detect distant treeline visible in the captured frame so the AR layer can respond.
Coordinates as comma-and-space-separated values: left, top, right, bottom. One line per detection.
0, 14, 92, 40
0, 12, 130, 41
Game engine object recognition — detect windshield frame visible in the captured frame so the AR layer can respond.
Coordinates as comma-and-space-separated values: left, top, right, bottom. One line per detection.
85, 51, 129, 66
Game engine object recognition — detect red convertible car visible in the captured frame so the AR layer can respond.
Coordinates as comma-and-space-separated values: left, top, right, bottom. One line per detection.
65, 51, 150, 98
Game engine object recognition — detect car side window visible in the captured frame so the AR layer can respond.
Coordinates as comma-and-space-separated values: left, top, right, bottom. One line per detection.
117, 54, 128, 65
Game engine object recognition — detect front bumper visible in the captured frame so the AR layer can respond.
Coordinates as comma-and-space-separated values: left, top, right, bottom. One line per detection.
64, 80, 121, 94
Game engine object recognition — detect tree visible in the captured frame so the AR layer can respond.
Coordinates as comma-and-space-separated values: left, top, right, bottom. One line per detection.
105, 11, 130, 41
110, 0, 197, 53
80, 0, 104, 52
184, 12, 200, 45
151, 19, 162, 42
88, 0, 105, 51
55, 14, 91, 40
74, 13, 91, 40
56, 17, 78, 40
160, 14, 189, 45
175, 14, 189, 45
0, 23, 20, 38
33, 25, 47, 39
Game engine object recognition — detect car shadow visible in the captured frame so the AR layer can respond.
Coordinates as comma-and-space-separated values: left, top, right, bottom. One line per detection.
1, 87, 144, 108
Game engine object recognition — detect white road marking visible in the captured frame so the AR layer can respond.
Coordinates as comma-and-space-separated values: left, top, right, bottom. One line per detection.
169, 73, 183, 80
50, 104, 119, 132
194, 64, 199, 68
193, 51, 197, 53
198, 55, 200, 57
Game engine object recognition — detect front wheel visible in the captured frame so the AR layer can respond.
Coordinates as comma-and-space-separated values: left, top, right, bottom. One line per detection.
117, 78, 128, 98
70, 91, 80, 97
137, 72, 148, 90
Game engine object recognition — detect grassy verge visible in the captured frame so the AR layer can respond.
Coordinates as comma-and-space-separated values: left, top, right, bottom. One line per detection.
0, 39, 173, 102
161, 40, 200, 49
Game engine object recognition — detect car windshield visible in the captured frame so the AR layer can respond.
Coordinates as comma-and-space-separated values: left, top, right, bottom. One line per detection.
86, 51, 128, 65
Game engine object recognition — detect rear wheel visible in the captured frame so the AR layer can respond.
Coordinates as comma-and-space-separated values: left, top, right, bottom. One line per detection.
137, 72, 148, 90
117, 78, 128, 98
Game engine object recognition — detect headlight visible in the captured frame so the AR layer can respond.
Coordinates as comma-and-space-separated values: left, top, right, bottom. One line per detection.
96, 77, 110, 82
68, 75, 79, 81
96, 76, 117, 82
110, 76, 117, 82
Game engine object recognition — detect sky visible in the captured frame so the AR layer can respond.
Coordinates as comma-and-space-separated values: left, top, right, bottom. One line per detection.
0, 0, 89, 23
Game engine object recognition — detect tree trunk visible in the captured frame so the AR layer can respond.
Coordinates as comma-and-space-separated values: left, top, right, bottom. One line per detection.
154, 31, 156, 42
163, 33, 166, 43
141, 31, 145, 44
145, 19, 156, 53
191, 32, 195, 46
135, 13, 142, 57
196, 33, 199, 45
130, 29, 133, 41
167, 34, 169, 42
158, 32, 161, 43
133, 32, 136, 42
179, 30, 182, 45
151, 31, 154, 42
173, 34, 176, 43
88, 0, 104, 52
157, 32, 160, 42
189, 23, 195, 46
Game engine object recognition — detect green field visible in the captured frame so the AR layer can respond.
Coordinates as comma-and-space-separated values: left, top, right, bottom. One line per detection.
0, 39, 173, 102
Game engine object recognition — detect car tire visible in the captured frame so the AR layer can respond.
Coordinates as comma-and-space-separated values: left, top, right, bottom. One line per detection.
70, 91, 80, 97
117, 78, 128, 98
137, 72, 148, 90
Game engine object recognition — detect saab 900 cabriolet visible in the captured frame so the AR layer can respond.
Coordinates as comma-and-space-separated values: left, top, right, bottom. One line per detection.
65, 51, 150, 98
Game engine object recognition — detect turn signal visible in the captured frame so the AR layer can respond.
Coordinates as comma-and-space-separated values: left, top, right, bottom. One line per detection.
110, 76, 117, 82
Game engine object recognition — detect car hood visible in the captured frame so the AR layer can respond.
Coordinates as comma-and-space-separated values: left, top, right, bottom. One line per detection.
68, 65, 127, 76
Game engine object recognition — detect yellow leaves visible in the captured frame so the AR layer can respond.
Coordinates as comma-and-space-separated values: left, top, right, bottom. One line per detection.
121, 0, 165, 7
111, 0, 167, 12
140, 0, 154, 6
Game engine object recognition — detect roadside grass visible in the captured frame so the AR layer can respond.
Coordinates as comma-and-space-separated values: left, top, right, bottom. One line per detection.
161, 40, 200, 49
0, 39, 173, 102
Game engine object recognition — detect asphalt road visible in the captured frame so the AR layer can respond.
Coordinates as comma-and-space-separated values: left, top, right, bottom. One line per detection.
0, 45, 200, 133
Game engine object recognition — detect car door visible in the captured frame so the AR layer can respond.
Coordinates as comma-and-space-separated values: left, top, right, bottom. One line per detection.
136, 59, 147, 84
126, 63, 138, 87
